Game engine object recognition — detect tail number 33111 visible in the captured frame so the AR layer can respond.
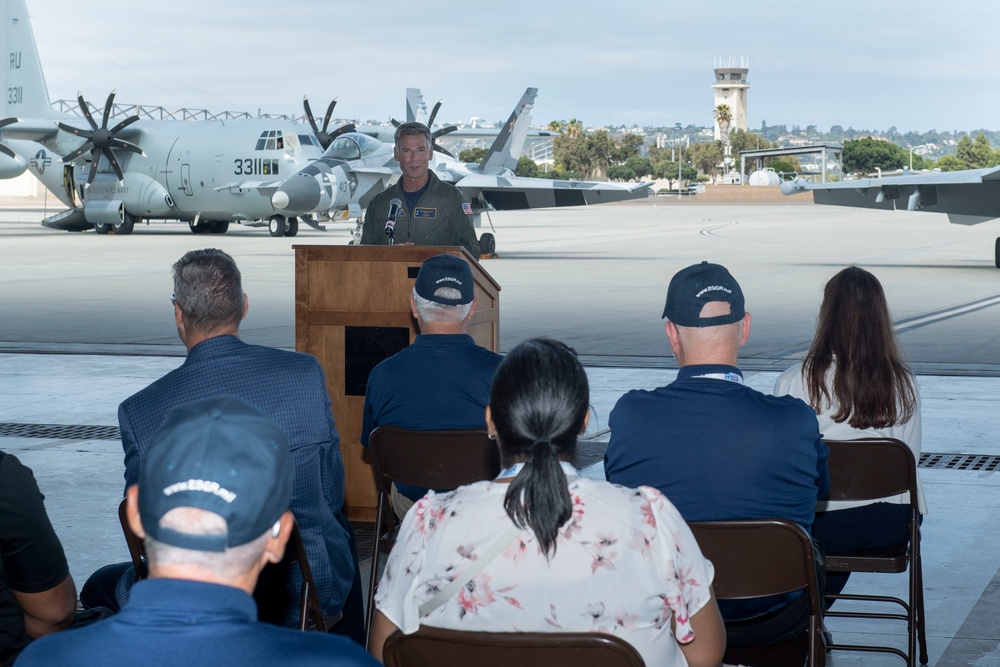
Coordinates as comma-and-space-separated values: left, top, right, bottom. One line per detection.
234, 158, 279, 176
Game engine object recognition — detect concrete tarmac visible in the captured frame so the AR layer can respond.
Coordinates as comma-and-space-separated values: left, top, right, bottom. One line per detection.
3, 198, 1000, 373
2, 197, 1000, 665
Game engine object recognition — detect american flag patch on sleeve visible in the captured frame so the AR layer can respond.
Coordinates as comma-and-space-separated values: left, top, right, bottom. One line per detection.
462, 202, 473, 215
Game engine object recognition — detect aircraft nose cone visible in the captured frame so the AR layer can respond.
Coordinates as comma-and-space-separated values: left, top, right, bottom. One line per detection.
272, 190, 290, 210
271, 174, 322, 214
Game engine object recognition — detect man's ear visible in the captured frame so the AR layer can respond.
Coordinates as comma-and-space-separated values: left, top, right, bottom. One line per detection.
241, 294, 249, 321
262, 512, 294, 566
409, 292, 420, 320
664, 321, 682, 355
739, 312, 752, 347
466, 296, 477, 322
125, 485, 147, 540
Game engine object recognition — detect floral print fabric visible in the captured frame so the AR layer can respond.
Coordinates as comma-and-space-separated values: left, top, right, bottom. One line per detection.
375, 476, 715, 666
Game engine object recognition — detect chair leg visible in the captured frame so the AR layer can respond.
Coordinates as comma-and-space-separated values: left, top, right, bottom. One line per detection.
364, 493, 387, 650
915, 537, 928, 664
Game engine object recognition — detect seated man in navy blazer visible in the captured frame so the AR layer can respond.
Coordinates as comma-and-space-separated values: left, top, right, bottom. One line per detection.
84, 248, 361, 642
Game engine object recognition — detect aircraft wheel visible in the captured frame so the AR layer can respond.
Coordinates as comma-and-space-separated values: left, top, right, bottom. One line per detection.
269, 215, 286, 237
189, 221, 209, 234
208, 221, 230, 234
479, 232, 496, 256
995, 237, 1000, 269
285, 216, 299, 238
94, 222, 112, 234
113, 213, 136, 235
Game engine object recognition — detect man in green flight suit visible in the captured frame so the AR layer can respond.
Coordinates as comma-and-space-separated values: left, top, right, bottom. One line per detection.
360, 122, 480, 256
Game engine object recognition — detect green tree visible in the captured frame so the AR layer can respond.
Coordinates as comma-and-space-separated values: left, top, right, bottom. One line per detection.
607, 165, 636, 181
624, 156, 652, 179
956, 133, 993, 169
514, 156, 539, 177
458, 147, 487, 163
688, 141, 723, 180
766, 159, 798, 178
841, 137, 907, 175
934, 154, 967, 171
546, 120, 564, 134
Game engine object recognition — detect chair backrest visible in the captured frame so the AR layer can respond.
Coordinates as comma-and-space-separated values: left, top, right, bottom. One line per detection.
383, 627, 645, 667
823, 438, 917, 505
688, 519, 823, 608
118, 497, 146, 580
368, 426, 501, 493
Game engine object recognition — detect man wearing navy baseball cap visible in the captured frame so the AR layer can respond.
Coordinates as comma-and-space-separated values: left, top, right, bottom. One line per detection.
604, 262, 829, 644
19, 397, 378, 667
362, 253, 502, 519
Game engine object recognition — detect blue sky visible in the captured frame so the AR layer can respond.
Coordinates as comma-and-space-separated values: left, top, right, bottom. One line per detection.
26, 1, 1000, 133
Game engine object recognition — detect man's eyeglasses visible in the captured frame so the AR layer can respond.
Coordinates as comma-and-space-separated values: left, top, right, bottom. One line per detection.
170, 293, 177, 306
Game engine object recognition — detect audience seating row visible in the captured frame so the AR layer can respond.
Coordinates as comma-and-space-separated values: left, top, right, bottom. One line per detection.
358, 430, 926, 666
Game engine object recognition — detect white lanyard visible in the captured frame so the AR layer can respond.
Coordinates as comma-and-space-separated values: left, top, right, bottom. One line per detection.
690, 371, 744, 384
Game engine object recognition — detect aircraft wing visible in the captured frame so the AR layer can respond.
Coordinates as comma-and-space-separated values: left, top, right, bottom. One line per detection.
214, 179, 284, 196
781, 166, 1000, 225
454, 174, 652, 211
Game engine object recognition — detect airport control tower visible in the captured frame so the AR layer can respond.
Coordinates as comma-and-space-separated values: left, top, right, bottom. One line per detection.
712, 57, 750, 141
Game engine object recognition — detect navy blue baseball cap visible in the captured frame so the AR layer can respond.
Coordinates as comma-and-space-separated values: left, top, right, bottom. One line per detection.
138, 396, 293, 552
663, 261, 746, 327
414, 254, 474, 305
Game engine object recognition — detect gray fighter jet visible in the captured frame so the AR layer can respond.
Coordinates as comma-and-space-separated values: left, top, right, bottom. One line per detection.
269, 88, 652, 241
782, 169, 1000, 267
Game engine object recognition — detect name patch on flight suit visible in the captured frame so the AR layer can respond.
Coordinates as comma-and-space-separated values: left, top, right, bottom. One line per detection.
413, 207, 437, 219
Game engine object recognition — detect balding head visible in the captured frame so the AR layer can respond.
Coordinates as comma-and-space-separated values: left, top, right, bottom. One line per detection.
666, 301, 751, 367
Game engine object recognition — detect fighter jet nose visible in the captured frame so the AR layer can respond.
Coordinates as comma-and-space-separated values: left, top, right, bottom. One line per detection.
271, 190, 290, 210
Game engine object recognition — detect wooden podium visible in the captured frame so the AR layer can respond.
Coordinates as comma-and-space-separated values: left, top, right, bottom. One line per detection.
293, 245, 500, 521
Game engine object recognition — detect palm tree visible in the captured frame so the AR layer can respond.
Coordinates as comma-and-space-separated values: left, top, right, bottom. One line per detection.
547, 120, 564, 134
714, 104, 733, 172
566, 118, 584, 139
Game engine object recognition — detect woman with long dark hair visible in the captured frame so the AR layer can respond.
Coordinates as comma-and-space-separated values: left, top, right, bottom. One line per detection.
370, 338, 724, 666
774, 266, 925, 591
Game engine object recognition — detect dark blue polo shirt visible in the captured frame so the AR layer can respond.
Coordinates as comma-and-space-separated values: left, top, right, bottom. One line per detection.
362, 334, 503, 500
604, 364, 829, 530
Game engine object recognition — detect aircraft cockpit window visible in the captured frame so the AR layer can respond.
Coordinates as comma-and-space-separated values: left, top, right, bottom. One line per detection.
298, 134, 319, 147
256, 131, 284, 151
355, 133, 381, 157
323, 136, 361, 160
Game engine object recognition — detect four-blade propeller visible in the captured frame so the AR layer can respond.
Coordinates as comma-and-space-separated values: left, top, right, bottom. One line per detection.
303, 97, 355, 150
58, 91, 143, 185
391, 98, 458, 157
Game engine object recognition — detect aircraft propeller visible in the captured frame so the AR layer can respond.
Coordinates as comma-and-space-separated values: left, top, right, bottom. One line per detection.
0, 117, 19, 159
303, 97, 356, 150
58, 91, 143, 185
391, 98, 458, 157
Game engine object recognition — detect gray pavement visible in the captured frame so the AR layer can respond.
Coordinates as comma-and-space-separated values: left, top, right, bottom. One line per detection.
2, 199, 1000, 664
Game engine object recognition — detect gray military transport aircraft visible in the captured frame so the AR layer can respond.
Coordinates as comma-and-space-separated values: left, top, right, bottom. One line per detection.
269, 87, 652, 247
0, 0, 342, 236
782, 169, 1000, 267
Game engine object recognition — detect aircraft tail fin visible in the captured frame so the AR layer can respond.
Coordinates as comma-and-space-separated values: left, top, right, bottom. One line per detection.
1, 0, 53, 119
405, 88, 426, 124
478, 87, 537, 175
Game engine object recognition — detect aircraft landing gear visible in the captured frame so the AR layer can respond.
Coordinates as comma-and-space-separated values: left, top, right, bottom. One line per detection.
269, 215, 286, 237
112, 212, 136, 235
479, 232, 496, 258
189, 221, 209, 234
93, 222, 111, 234
285, 217, 299, 238
208, 221, 229, 234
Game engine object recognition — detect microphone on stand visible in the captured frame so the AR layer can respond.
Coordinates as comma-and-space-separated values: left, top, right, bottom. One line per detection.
385, 198, 402, 245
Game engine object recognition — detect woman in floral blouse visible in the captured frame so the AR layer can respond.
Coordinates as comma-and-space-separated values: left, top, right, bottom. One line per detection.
370, 338, 725, 666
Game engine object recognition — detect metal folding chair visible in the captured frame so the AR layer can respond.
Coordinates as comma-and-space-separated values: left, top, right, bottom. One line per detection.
364, 426, 500, 647
822, 438, 927, 665
383, 626, 645, 667
689, 518, 826, 667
